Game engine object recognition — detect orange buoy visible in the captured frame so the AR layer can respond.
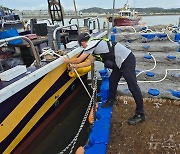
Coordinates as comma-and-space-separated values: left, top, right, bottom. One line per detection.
75, 146, 85, 154
88, 104, 98, 124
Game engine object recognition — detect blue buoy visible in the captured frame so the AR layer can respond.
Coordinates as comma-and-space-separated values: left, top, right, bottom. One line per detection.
144, 55, 152, 59
168, 89, 180, 98
110, 33, 116, 42
174, 33, 180, 42
167, 55, 176, 59
112, 27, 117, 34
143, 44, 151, 49
146, 71, 155, 77
148, 89, 160, 96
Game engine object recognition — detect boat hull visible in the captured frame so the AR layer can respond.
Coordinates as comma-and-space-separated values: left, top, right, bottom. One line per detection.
0, 22, 24, 32
0, 63, 87, 153
114, 17, 140, 26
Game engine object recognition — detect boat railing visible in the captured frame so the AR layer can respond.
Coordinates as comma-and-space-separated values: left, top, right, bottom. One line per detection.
68, 17, 90, 27
0, 36, 41, 67
53, 24, 78, 51
37, 18, 52, 25
87, 17, 100, 33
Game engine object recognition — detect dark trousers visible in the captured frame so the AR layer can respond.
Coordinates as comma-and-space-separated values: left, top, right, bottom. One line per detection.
109, 52, 144, 115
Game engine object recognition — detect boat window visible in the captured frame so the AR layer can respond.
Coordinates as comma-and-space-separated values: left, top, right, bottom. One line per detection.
122, 12, 130, 16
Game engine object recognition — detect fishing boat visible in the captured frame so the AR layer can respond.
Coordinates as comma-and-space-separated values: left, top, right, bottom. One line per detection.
0, 0, 107, 153
108, 0, 141, 26
0, 8, 24, 31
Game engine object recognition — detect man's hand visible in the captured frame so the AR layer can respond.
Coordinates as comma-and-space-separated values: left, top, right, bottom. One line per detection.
70, 64, 79, 69
63, 57, 70, 64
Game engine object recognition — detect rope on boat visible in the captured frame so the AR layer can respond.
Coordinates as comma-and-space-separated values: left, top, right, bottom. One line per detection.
72, 66, 92, 98
0, 42, 7, 48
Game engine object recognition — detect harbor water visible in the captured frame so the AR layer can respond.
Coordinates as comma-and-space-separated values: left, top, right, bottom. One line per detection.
27, 15, 180, 28
23, 86, 92, 154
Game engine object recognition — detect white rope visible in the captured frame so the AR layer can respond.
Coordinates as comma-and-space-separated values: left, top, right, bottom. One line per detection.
164, 31, 177, 43
119, 52, 180, 84
136, 52, 156, 77
0, 42, 7, 48
137, 68, 180, 83
39, 47, 92, 98
72, 66, 92, 99
118, 52, 156, 85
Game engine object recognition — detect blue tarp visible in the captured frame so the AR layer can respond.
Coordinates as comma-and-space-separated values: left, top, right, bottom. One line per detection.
0, 28, 22, 45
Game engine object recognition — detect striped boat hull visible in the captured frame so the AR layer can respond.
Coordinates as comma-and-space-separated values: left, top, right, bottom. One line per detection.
0, 63, 86, 153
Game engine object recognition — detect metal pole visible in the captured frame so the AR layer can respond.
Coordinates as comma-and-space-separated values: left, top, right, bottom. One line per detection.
133, 0, 135, 18
73, 0, 80, 34
112, 0, 116, 27
53, 24, 78, 51
91, 61, 95, 89
58, 0, 65, 26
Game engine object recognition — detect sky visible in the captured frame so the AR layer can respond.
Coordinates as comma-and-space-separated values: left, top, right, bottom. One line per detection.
0, 0, 180, 10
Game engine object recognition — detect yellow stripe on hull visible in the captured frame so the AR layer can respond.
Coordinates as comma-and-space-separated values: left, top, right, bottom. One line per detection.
0, 64, 67, 143
4, 77, 76, 154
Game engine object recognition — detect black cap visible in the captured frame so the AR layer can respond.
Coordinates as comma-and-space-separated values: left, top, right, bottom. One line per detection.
77, 33, 90, 45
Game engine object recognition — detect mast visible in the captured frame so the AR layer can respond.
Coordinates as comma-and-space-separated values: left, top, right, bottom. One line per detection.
133, 0, 136, 17
73, 0, 80, 34
112, 0, 116, 27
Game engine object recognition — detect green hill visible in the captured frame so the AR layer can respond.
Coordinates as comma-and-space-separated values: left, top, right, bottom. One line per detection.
80, 7, 180, 15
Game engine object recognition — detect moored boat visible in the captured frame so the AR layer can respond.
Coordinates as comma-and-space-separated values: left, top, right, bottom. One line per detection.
108, 0, 141, 26
0, 8, 24, 32
0, 0, 108, 153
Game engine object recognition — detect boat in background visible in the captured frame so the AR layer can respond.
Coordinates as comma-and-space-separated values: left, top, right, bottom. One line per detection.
0, 8, 24, 32
108, 0, 141, 26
